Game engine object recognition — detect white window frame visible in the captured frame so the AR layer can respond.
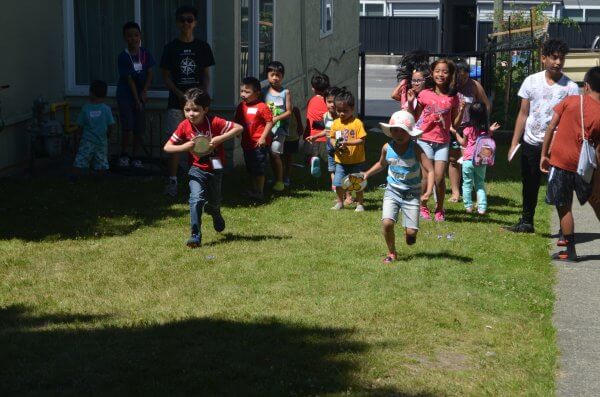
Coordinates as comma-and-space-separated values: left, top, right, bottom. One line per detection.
320, 0, 333, 38
361, 1, 386, 17
63, 0, 213, 98
242, 0, 276, 85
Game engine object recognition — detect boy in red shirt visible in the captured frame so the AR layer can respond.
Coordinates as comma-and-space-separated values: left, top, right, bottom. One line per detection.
540, 66, 600, 262
304, 73, 330, 177
164, 88, 242, 248
235, 77, 274, 200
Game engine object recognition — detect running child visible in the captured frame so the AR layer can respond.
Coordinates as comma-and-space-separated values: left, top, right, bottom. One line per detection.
163, 88, 242, 248
452, 102, 500, 214
234, 77, 274, 200
329, 88, 367, 211
262, 61, 292, 191
363, 110, 429, 264
407, 58, 465, 222
540, 66, 600, 262
305, 73, 330, 177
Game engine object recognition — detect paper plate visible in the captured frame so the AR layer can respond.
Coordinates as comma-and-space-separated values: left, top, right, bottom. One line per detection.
342, 173, 367, 192
192, 135, 211, 156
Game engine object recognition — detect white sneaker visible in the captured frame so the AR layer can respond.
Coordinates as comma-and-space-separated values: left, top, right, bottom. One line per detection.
131, 159, 143, 169
119, 156, 130, 167
330, 202, 344, 210
355, 204, 365, 212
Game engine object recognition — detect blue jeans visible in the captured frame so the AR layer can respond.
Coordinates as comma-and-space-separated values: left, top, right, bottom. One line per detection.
188, 167, 222, 236
462, 160, 487, 211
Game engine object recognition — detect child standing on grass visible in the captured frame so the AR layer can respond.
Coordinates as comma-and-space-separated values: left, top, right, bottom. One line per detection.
163, 88, 242, 248
305, 73, 330, 177
282, 106, 303, 186
329, 89, 367, 212
116, 21, 155, 169
540, 66, 600, 262
408, 58, 464, 222
262, 61, 292, 192
73, 80, 115, 179
363, 110, 428, 264
235, 77, 274, 201
452, 102, 500, 215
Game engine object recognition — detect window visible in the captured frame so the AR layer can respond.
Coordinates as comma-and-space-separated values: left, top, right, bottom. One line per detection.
563, 9, 584, 22
240, 0, 274, 82
587, 10, 600, 23
320, 0, 333, 38
64, 0, 210, 96
365, 4, 384, 16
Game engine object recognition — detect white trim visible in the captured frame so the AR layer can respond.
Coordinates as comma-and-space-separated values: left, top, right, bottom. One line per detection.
63, 0, 213, 98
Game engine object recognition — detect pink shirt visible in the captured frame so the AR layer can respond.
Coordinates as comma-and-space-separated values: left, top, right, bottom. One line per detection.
415, 89, 459, 144
462, 125, 492, 161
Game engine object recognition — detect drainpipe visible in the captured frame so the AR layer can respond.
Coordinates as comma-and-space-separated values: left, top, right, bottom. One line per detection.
300, 0, 308, 103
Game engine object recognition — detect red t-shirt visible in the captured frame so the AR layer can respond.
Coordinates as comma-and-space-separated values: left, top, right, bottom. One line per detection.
169, 116, 233, 171
306, 95, 328, 142
415, 89, 460, 144
550, 95, 600, 172
234, 100, 273, 150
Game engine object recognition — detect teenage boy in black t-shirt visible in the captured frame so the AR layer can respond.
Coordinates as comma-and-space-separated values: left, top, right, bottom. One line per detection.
161, 5, 216, 196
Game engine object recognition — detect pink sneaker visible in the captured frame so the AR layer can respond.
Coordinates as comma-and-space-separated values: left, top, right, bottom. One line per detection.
434, 209, 445, 222
420, 206, 432, 220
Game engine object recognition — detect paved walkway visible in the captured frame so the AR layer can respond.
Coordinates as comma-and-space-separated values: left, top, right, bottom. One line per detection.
553, 202, 600, 396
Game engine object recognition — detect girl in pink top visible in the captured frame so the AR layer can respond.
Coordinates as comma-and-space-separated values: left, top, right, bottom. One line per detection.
391, 50, 429, 110
407, 59, 464, 222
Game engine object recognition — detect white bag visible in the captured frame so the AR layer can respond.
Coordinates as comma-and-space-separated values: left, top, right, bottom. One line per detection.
577, 95, 597, 184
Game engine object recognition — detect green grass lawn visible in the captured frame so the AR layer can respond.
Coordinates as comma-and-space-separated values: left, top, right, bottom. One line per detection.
0, 133, 554, 396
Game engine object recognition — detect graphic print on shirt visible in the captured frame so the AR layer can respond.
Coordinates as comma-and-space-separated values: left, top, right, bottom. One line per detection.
415, 101, 449, 132
181, 56, 196, 76
334, 128, 356, 155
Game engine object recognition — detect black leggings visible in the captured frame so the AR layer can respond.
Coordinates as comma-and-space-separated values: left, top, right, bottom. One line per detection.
520, 142, 543, 224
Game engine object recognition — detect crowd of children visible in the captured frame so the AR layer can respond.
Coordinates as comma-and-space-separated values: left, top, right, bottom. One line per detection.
69, 10, 598, 263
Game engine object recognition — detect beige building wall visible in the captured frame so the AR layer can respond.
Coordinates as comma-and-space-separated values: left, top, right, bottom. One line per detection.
0, 0, 65, 172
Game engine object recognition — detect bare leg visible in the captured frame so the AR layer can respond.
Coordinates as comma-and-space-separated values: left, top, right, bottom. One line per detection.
355, 190, 364, 205
405, 227, 418, 245
335, 186, 345, 204
557, 205, 574, 236
382, 219, 396, 254
420, 157, 434, 206
256, 175, 265, 195
271, 153, 283, 183
448, 148, 462, 201
434, 160, 447, 212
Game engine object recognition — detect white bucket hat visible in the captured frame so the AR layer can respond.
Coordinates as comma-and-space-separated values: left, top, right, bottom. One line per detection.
379, 110, 420, 138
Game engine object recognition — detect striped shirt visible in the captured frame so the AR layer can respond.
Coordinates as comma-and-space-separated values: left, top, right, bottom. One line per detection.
386, 140, 421, 192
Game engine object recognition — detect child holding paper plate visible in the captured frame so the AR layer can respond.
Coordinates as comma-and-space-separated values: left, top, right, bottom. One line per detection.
163, 88, 243, 248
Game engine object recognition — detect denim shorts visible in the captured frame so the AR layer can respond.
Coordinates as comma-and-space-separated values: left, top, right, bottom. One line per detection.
381, 188, 420, 229
118, 101, 145, 135
333, 162, 364, 187
417, 139, 450, 162
244, 147, 269, 176
73, 139, 109, 170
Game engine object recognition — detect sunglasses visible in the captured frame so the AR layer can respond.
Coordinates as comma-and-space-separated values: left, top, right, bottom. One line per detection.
178, 16, 195, 23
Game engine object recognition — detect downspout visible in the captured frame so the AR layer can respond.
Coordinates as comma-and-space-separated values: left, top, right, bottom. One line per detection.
300, 0, 308, 102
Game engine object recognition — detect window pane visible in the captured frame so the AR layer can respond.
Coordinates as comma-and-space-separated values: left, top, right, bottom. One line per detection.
258, 0, 274, 80
365, 4, 384, 17
142, 0, 208, 89
241, 0, 250, 81
74, 0, 134, 85
587, 10, 600, 23
563, 9, 584, 22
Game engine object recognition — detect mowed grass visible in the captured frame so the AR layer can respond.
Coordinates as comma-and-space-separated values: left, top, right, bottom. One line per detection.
0, 132, 554, 396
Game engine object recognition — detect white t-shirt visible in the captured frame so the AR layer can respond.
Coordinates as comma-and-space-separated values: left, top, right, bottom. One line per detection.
518, 71, 579, 145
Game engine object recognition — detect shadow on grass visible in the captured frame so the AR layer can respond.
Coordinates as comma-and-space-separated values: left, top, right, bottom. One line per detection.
403, 251, 473, 263
203, 232, 292, 247
444, 209, 510, 226
0, 305, 437, 396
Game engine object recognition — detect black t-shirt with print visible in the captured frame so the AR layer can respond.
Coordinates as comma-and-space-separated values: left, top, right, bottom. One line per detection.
160, 38, 215, 109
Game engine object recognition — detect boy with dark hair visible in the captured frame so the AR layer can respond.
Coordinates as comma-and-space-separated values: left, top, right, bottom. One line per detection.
235, 77, 274, 200
505, 38, 579, 233
305, 73, 330, 177
263, 61, 292, 191
73, 80, 115, 177
117, 21, 155, 169
540, 66, 600, 261
161, 5, 215, 196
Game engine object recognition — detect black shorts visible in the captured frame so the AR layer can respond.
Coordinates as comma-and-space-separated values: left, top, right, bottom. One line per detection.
284, 139, 299, 154
243, 147, 269, 176
118, 101, 145, 135
545, 166, 592, 207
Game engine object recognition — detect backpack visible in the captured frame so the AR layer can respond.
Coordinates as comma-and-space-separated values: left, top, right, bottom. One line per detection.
473, 135, 496, 166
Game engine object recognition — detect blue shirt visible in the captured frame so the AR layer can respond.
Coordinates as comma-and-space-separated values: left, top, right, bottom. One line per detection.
116, 47, 155, 103
386, 140, 421, 192
77, 103, 115, 145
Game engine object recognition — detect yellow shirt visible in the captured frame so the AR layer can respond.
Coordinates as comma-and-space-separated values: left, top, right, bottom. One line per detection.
329, 117, 367, 164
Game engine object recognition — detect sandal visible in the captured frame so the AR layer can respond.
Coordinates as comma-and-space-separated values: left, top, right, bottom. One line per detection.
551, 251, 578, 263
383, 252, 397, 264
448, 196, 460, 203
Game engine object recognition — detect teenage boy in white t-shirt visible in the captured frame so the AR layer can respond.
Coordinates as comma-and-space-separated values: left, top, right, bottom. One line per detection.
504, 39, 579, 233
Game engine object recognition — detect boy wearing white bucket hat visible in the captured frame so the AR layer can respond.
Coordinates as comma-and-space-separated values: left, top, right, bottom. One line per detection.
363, 110, 432, 264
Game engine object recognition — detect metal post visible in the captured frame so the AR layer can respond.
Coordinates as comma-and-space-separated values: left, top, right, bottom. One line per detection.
360, 50, 366, 120
503, 16, 513, 127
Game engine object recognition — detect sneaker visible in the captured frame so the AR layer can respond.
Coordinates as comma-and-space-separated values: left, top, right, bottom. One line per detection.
477, 209, 487, 215
273, 181, 285, 192
465, 207, 473, 213
434, 210, 445, 222
344, 196, 355, 206
283, 177, 291, 187
502, 219, 535, 233
186, 234, 201, 248
420, 206, 432, 220
212, 211, 225, 232
119, 156, 130, 167
310, 156, 321, 177
131, 159, 143, 169
355, 204, 365, 212
383, 252, 397, 264
331, 202, 344, 210
164, 179, 178, 197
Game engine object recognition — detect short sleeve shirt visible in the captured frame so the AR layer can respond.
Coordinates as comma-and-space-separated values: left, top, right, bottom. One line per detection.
517, 71, 579, 146
160, 39, 215, 109
329, 117, 367, 164
169, 115, 233, 171
462, 126, 489, 161
234, 101, 273, 150
415, 89, 460, 144
306, 95, 328, 142
76, 103, 115, 145
550, 95, 600, 172
116, 47, 155, 104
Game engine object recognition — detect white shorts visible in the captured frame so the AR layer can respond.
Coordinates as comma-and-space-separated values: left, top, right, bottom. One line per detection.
271, 134, 286, 155
381, 188, 420, 230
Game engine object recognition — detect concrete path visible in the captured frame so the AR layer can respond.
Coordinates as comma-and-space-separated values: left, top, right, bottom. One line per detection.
553, 202, 600, 396
360, 64, 400, 118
